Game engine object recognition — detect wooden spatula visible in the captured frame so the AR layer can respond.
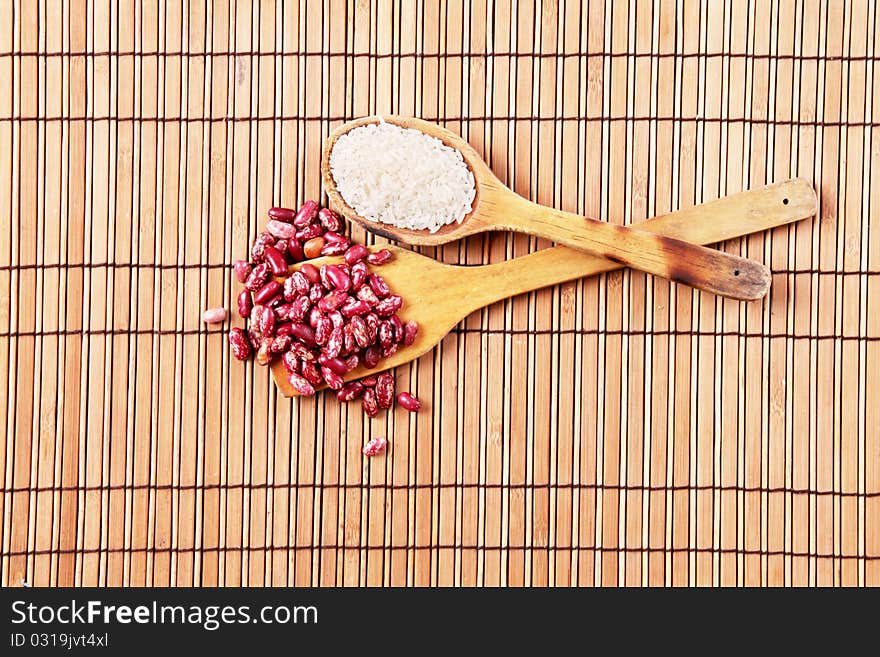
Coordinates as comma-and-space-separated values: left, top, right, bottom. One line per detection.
322, 115, 770, 301
271, 178, 817, 396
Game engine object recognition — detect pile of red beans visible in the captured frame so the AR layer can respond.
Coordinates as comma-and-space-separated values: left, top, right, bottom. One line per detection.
228, 201, 422, 427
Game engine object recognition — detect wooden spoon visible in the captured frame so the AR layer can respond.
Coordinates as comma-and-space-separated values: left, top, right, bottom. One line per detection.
272, 178, 817, 396
322, 115, 771, 301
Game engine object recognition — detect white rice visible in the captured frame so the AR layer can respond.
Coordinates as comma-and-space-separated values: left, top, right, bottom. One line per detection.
329, 119, 476, 233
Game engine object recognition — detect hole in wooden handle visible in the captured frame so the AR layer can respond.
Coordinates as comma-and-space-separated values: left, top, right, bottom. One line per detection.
783, 198, 789, 205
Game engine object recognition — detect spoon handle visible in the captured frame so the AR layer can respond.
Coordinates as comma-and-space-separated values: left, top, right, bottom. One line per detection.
465, 178, 816, 310
501, 192, 772, 301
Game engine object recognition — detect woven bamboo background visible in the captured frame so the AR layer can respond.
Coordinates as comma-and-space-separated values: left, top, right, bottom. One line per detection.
0, 0, 877, 588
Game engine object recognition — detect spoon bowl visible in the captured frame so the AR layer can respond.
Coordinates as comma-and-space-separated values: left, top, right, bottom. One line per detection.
322, 115, 497, 245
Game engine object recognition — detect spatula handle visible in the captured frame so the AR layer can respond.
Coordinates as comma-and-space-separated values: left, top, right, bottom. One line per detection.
504, 196, 771, 300
466, 178, 817, 310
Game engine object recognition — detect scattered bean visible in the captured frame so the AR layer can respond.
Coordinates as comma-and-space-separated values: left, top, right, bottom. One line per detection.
397, 392, 421, 412
362, 436, 387, 457
203, 307, 227, 324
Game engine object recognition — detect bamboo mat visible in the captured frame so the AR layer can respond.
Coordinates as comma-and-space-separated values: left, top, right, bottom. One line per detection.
0, 0, 877, 588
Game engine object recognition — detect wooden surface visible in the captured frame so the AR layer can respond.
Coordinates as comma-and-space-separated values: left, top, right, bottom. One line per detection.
0, 0, 877, 587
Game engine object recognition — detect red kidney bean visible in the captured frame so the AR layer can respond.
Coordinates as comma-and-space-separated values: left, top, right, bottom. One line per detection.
320, 241, 348, 256
282, 276, 297, 301
267, 300, 285, 321
234, 259, 252, 283
267, 220, 298, 240
263, 246, 288, 276
247, 327, 262, 349
350, 261, 367, 290
270, 334, 291, 354
251, 232, 275, 261
319, 264, 331, 288
282, 350, 299, 374
268, 206, 297, 222
337, 381, 364, 402
345, 354, 359, 371
318, 290, 348, 312
389, 315, 403, 343
254, 280, 282, 305
308, 283, 325, 304
303, 237, 324, 259
293, 200, 319, 227
325, 264, 351, 291
228, 328, 251, 361
315, 317, 332, 345
343, 328, 356, 354
376, 373, 394, 409
368, 274, 390, 298
275, 322, 294, 337
343, 324, 355, 354
362, 389, 379, 417
245, 262, 270, 292
362, 436, 386, 457
250, 305, 265, 330
364, 313, 379, 342
403, 320, 419, 346
296, 223, 323, 242
328, 310, 345, 328
288, 372, 316, 396
301, 360, 323, 386
299, 262, 321, 284
323, 230, 347, 244
321, 366, 344, 390
356, 285, 380, 305
397, 392, 421, 412
366, 249, 393, 265
318, 207, 341, 232
258, 306, 276, 336
290, 271, 310, 296
237, 289, 253, 318
319, 354, 348, 376
308, 306, 323, 328
381, 343, 398, 358
275, 303, 295, 320
289, 296, 311, 323
273, 239, 289, 259
363, 345, 381, 368
288, 238, 304, 262
290, 342, 316, 362
350, 316, 371, 348
341, 298, 370, 318
344, 244, 368, 266
375, 295, 403, 317
325, 326, 344, 358
276, 298, 294, 316
289, 323, 317, 347
378, 321, 394, 349
359, 375, 378, 387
